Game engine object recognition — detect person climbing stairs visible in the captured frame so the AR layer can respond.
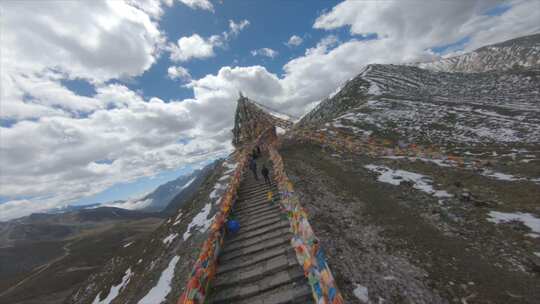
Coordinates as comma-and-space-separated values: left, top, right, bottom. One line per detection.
207, 156, 314, 304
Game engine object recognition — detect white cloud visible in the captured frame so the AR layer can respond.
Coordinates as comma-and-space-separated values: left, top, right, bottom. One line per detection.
1, 0, 164, 84
167, 66, 192, 81
104, 198, 154, 210
286, 35, 303, 47
0, 85, 232, 221
168, 19, 248, 62
177, 0, 213, 11
127, 0, 166, 18
251, 48, 279, 58
228, 19, 250, 36
168, 34, 216, 62
314, 0, 540, 56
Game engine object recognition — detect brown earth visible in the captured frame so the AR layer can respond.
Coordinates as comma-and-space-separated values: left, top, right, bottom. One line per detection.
0, 218, 161, 304
279, 139, 540, 304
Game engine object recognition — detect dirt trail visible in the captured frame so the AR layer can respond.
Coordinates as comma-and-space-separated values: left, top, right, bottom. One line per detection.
0, 243, 71, 297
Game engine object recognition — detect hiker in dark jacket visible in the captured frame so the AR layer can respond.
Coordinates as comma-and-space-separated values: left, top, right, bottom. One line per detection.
249, 157, 258, 180
261, 164, 271, 186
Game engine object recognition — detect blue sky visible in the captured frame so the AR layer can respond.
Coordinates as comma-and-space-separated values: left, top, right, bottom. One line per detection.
68, 1, 345, 206
125, 1, 345, 102
2, 0, 539, 220
55, 0, 354, 207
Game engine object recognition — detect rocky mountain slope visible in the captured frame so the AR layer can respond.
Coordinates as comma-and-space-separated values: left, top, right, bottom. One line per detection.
301, 63, 540, 147
66, 156, 239, 304
0, 207, 162, 304
105, 162, 215, 213
287, 34, 540, 303
0, 164, 216, 304
161, 161, 219, 216
415, 33, 540, 73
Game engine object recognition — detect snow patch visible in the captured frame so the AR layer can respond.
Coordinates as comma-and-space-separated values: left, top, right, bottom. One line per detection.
92, 268, 132, 304
365, 165, 452, 198
487, 211, 540, 236
353, 283, 369, 302
328, 84, 343, 99
137, 256, 179, 304
123, 242, 133, 248
223, 161, 237, 171
276, 126, 286, 135
183, 158, 237, 241
367, 82, 381, 95
180, 177, 196, 190
173, 212, 183, 226
481, 170, 520, 181
381, 156, 453, 168
162, 233, 178, 246
209, 183, 227, 200
183, 203, 214, 241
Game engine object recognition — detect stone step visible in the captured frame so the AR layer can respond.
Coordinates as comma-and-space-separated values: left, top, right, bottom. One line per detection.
209, 265, 306, 304
234, 202, 280, 217
237, 208, 283, 225
238, 182, 277, 192
220, 233, 291, 262
242, 170, 274, 177
238, 190, 280, 201
236, 194, 274, 207
234, 206, 283, 223
234, 281, 314, 304
207, 162, 312, 304
216, 245, 291, 275
226, 219, 289, 245
236, 198, 280, 211
235, 198, 276, 213
239, 182, 277, 192
214, 252, 299, 289
237, 188, 278, 202
237, 210, 283, 226
237, 192, 280, 205
222, 229, 291, 255
227, 218, 287, 241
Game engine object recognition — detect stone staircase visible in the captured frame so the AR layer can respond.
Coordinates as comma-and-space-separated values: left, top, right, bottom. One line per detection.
207, 158, 313, 304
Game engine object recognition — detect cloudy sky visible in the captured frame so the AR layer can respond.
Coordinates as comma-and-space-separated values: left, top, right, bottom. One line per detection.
1, 0, 539, 221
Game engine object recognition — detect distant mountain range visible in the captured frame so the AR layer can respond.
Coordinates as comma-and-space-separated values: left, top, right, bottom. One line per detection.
88, 161, 217, 213
0, 161, 219, 304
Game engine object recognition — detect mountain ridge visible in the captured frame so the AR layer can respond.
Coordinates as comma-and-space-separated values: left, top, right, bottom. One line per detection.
414, 32, 540, 73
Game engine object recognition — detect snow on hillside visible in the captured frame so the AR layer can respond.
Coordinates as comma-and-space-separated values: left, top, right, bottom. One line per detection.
68, 155, 240, 304
365, 164, 452, 198
183, 159, 237, 241
302, 63, 540, 146
137, 256, 180, 304
416, 33, 540, 73
487, 211, 540, 238
92, 268, 132, 304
